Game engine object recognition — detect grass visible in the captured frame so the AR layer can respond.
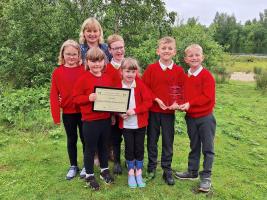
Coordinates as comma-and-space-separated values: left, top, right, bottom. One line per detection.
226, 55, 267, 73
1, 81, 267, 200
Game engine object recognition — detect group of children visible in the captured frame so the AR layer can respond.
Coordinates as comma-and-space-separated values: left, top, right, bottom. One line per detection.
50, 17, 216, 193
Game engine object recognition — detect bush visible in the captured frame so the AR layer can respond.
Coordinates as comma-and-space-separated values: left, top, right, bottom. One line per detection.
255, 70, 267, 91
0, 85, 52, 131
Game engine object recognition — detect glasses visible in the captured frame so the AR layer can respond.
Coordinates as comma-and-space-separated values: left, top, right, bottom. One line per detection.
110, 46, 124, 51
64, 53, 79, 57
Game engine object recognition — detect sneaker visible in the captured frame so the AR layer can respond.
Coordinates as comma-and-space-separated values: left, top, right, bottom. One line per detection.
135, 174, 146, 188
145, 169, 156, 182
66, 166, 79, 180
80, 167, 86, 179
128, 174, 137, 188
113, 162, 122, 175
85, 176, 100, 191
174, 171, 198, 180
199, 178, 211, 192
100, 169, 114, 184
162, 171, 175, 185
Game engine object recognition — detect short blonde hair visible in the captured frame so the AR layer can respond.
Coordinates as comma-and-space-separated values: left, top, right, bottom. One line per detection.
158, 36, 176, 48
85, 47, 106, 71
185, 44, 203, 55
79, 17, 104, 44
58, 39, 81, 65
107, 34, 124, 48
121, 57, 140, 71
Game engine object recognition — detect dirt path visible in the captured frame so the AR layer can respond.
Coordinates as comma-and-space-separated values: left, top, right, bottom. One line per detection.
230, 72, 255, 81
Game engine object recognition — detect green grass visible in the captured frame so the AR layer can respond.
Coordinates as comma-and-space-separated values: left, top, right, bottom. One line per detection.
1, 81, 267, 200
226, 55, 267, 73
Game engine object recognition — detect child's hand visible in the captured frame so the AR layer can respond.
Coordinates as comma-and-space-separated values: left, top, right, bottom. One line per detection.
120, 113, 128, 120
155, 98, 167, 110
126, 109, 135, 116
168, 102, 180, 110
89, 93, 97, 102
111, 115, 116, 125
179, 102, 190, 111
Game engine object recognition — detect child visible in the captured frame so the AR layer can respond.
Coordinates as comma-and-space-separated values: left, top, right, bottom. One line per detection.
105, 34, 125, 174
142, 36, 185, 185
50, 39, 85, 180
174, 44, 216, 192
79, 17, 112, 64
73, 47, 114, 191
118, 58, 152, 188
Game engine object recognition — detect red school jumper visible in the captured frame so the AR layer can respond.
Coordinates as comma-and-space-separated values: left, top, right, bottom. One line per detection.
184, 68, 215, 118
142, 61, 185, 114
50, 64, 86, 124
72, 71, 112, 121
118, 79, 152, 129
105, 63, 122, 87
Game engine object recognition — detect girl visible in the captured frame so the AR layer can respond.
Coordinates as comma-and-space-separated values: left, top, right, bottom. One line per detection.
118, 58, 152, 188
79, 17, 112, 64
50, 39, 85, 180
73, 47, 114, 191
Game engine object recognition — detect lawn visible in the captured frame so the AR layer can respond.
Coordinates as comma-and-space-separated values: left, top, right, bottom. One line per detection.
1, 81, 267, 200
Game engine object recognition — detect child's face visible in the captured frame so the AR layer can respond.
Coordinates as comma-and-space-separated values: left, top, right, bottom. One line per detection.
109, 41, 125, 62
157, 42, 176, 62
63, 46, 79, 67
84, 27, 100, 45
122, 68, 137, 84
87, 59, 105, 75
184, 48, 204, 68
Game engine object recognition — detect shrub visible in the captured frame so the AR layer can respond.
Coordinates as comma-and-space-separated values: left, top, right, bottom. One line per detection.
255, 70, 267, 91
0, 85, 52, 131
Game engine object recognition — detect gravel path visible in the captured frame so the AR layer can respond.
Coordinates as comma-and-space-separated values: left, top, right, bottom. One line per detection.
230, 72, 255, 81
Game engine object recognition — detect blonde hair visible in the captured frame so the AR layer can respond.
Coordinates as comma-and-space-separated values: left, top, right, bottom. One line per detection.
85, 47, 106, 71
79, 17, 104, 44
184, 44, 203, 55
107, 34, 124, 48
121, 57, 140, 71
158, 36, 176, 48
58, 39, 81, 65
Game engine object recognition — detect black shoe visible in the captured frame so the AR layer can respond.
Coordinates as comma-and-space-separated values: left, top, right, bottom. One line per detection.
100, 169, 114, 184
145, 169, 156, 182
163, 171, 175, 185
85, 176, 100, 191
174, 171, 198, 180
113, 162, 122, 175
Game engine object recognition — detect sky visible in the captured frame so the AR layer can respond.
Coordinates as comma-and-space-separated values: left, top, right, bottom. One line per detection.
163, 0, 266, 26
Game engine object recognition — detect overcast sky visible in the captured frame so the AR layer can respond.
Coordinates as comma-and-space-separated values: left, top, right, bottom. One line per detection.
164, 0, 266, 25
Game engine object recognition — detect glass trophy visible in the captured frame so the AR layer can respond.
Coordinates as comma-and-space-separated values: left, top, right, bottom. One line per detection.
168, 83, 184, 106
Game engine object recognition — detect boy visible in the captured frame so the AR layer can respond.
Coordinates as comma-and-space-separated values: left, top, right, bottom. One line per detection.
174, 44, 216, 192
105, 34, 125, 174
142, 36, 185, 185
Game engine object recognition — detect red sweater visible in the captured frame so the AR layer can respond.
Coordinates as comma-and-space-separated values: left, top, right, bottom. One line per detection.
184, 68, 215, 118
142, 61, 185, 114
118, 79, 152, 129
105, 63, 122, 87
50, 65, 86, 124
72, 71, 112, 121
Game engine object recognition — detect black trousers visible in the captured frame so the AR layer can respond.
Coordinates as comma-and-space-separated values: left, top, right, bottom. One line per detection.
147, 112, 175, 172
83, 118, 111, 174
185, 114, 216, 178
122, 127, 146, 161
111, 120, 123, 162
62, 113, 84, 166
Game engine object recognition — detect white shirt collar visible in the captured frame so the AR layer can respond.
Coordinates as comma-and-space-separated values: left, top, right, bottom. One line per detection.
111, 58, 121, 69
159, 60, 174, 71
122, 80, 136, 88
188, 65, 203, 77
